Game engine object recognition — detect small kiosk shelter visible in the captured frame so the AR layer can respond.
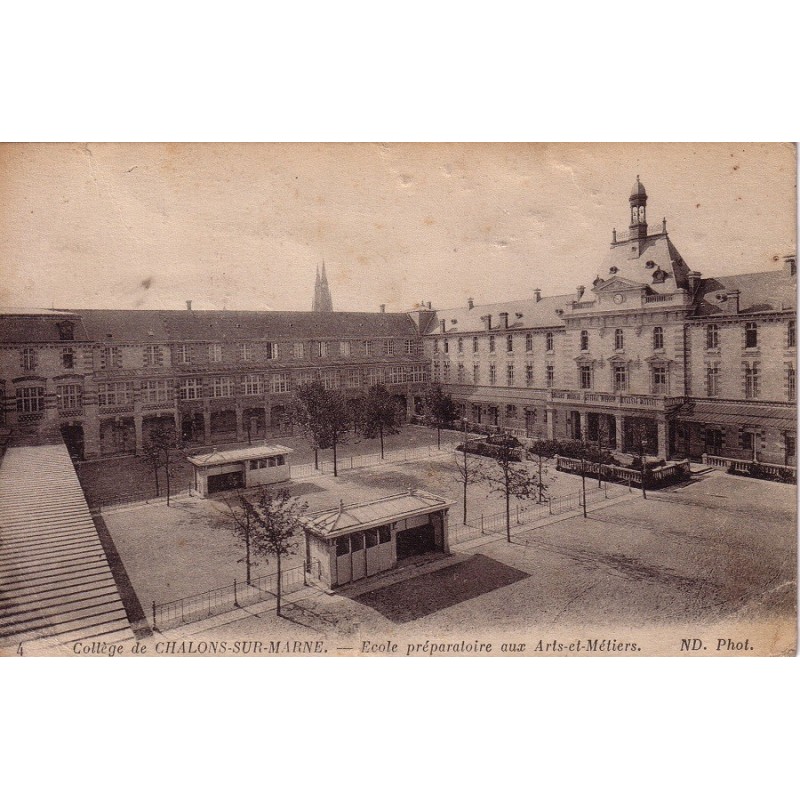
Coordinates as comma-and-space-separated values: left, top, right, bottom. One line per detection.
187, 444, 293, 497
303, 489, 453, 589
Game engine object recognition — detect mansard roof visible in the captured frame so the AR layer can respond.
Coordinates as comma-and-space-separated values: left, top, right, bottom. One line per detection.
0, 309, 88, 343
427, 293, 573, 335
597, 232, 692, 291
693, 269, 796, 316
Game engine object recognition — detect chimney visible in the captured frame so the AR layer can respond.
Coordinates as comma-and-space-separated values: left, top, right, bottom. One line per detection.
499, 312, 509, 329
185, 300, 192, 311
440, 320, 446, 333
575, 286, 585, 301
379, 304, 386, 313
467, 297, 474, 310
481, 314, 492, 331
785, 255, 797, 277
687, 271, 702, 295
534, 288, 541, 302
427, 301, 432, 310
726, 290, 740, 314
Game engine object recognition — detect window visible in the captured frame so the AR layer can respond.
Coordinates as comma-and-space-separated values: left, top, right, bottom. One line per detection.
506, 364, 514, 386
239, 343, 253, 362
339, 341, 351, 357
379, 527, 391, 545
546, 365, 554, 388
473, 364, 480, 384
20, 348, 37, 371
368, 368, 384, 386
271, 373, 290, 393
315, 341, 329, 358
652, 366, 667, 395
472, 336, 479, 354
488, 336, 495, 353
506, 404, 518, 419
788, 366, 796, 401
336, 537, 350, 557
614, 365, 628, 392
788, 320, 796, 348
409, 365, 425, 383
525, 364, 534, 387
208, 343, 222, 363
211, 377, 233, 397
365, 530, 378, 549
56, 384, 82, 410
144, 380, 172, 403
580, 330, 589, 351
405, 340, 415, 355
383, 340, 395, 356
614, 328, 624, 351
178, 378, 201, 400
745, 322, 758, 350
786, 432, 796, 460
653, 326, 664, 350
97, 382, 134, 406
506, 334, 513, 353
175, 344, 191, 364
457, 338, 463, 354
525, 333, 533, 352
266, 342, 279, 360
364, 340, 374, 357
443, 339, 449, 354
579, 365, 592, 389
62, 348, 75, 369
57, 321, 74, 341
293, 342, 305, 359
706, 363, 720, 397
443, 362, 451, 382
545, 331, 554, 352
744, 362, 760, 398
143, 345, 163, 367
322, 371, 339, 389
345, 369, 360, 388
489, 364, 497, 385
101, 346, 123, 369
706, 324, 719, 350
432, 339, 439, 354
16, 386, 45, 413
243, 374, 263, 395
457, 364, 465, 383
387, 366, 404, 384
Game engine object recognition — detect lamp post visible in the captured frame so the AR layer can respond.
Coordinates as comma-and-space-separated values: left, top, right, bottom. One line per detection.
462, 417, 469, 524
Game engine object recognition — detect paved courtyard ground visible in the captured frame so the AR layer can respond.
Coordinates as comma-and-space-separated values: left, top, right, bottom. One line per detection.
101, 444, 589, 612
135, 470, 796, 654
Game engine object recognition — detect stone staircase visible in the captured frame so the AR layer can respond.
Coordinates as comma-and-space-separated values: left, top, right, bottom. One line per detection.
0, 444, 134, 650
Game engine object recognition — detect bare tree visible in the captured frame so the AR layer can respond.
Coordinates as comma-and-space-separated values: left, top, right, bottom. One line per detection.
240, 488, 309, 617
454, 420, 483, 524
222, 489, 261, 585
625, 417, 656, 499
360, 384, 402, 459
422, 382, 459, 449
480, 437, 544, 542
528, 439, 559, 504
142, 426, 182, 506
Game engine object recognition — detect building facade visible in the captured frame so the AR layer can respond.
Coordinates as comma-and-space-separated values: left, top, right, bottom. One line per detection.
423, 179, 797, 466
0, 307, 428, 460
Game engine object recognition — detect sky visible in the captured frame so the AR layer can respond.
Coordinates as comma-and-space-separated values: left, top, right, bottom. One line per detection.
0, 142, 795, 313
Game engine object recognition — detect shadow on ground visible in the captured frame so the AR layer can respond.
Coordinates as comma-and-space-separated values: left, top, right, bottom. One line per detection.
355, 554, 529, 623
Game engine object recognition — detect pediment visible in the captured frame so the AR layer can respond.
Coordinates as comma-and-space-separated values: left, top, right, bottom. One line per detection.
594, 276, 648, 293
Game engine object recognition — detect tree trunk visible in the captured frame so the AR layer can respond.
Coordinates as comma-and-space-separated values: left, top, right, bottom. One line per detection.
380, 423, 384, 460
463, 476, 468, 525
581, 459, 587, 518
245, 526, 251, 585
153, 465, 160, 498
314, 446, 318, 470
332, 432, 338, 477
505, 480, 511, 542
538, 457, 543, 503
276, 549, 282, 617
165, 449, 171, 507
437, 424, 441, 450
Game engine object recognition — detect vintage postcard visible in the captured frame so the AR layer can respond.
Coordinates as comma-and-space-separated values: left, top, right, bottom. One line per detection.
0, 142, 796, 657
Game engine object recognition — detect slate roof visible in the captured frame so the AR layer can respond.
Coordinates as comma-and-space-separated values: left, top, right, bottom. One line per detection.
428, 293, 573, 335
0, 308, 420, 344
303, 489, 453, 539
693, 270, 796, 316
594, 232, 692, 291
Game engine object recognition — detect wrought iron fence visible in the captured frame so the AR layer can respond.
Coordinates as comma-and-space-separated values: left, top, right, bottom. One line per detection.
152, 562, 308, 631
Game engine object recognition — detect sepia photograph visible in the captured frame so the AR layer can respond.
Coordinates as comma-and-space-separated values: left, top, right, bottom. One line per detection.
0, 142, 796, 657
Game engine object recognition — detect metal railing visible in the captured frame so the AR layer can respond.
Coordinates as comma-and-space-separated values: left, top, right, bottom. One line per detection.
152, 562, 308, 630
449, 483, 629, 544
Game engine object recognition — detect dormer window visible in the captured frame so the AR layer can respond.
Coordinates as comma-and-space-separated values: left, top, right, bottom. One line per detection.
645, 260, 656, 269
57, 321, 75, 341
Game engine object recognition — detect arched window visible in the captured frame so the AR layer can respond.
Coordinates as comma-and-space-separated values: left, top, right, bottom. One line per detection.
580, 330, 589, 351
653, 326, 664, 350
614, 328, 624, 351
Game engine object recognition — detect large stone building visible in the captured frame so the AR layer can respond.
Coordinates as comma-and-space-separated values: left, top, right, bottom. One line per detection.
1, 178, 795, 468
0, 306, 428, 460
423, 179, 796, 466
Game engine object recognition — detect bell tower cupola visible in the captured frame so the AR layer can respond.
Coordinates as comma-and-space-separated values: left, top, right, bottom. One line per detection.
629, 175, 648, 239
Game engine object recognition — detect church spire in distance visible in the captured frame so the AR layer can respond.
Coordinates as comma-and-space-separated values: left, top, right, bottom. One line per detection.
312, 261, 333, 312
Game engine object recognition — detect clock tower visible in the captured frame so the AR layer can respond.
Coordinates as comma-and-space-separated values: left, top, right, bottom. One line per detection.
629, 175, 648, 240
